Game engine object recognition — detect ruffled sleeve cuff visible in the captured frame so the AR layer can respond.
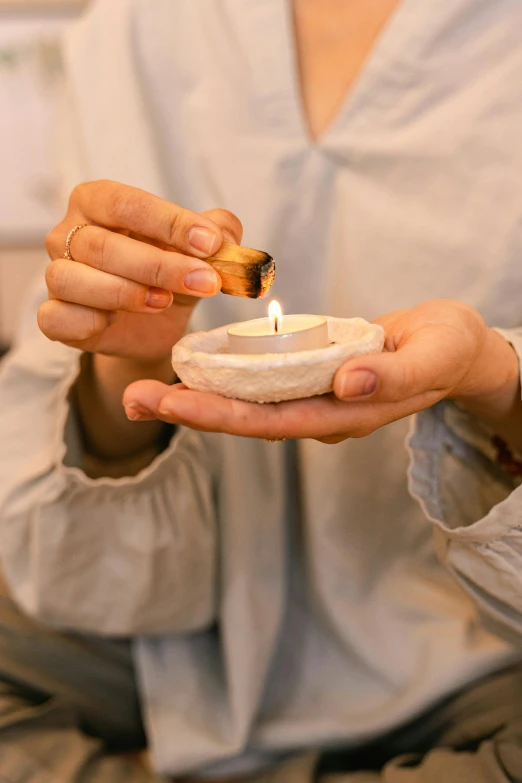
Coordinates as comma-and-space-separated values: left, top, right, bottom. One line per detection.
407, 327, 522, 636
0, 334, 217, 635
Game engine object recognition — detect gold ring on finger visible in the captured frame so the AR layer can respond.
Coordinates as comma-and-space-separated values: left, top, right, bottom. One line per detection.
263, 437, 287, 443
63, 224, 89, 261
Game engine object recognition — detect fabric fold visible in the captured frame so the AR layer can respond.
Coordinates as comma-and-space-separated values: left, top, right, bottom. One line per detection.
0, 332, 217, 636
408, 327, 522, 638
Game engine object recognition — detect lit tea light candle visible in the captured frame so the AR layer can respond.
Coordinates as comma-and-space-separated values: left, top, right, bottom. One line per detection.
269, 300, 281, 333
227, 300, 329, 354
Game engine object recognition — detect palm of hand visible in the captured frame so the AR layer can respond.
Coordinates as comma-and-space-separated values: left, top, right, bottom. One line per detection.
123, 299, 489, 442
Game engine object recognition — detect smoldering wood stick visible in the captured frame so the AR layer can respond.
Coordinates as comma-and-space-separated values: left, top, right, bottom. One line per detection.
206, 242, 275, 299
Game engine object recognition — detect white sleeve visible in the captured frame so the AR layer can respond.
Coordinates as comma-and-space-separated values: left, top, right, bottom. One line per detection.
0, 314, 218, 637
0, 2, 217, 637
408, 327, 522, 639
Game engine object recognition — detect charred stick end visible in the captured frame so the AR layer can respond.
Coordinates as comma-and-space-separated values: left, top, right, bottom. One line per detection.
207, 242, 276, 299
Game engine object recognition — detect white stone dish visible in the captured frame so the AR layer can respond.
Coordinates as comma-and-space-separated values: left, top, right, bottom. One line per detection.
171, 317, 385, 404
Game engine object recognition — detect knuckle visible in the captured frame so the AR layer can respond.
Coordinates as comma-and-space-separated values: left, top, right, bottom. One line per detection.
45, 226, 61, 259
86, 309, 105, 339
459, 302, 484, 337
68, 184, 81, 206
203, 208, 243, 243
36, 303, 54, 339
73, 179, 105, 199
46, 261, 74, 300
105, 186, 140, 226
105, 188, 131, 225
148, 255, 166, 289
164, 209, 185, 245
221, 209, 243, 237
104, 188, 127, 222
91, 178, 113, 190
85, 229, 110, 270
45, 260, 63, 293
111, 279, 128, 311
69, 181, 89, 208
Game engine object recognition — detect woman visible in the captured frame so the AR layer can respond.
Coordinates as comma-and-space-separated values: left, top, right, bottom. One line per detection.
0, 1, 522, 781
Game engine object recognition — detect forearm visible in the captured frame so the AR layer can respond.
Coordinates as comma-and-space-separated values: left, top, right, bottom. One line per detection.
452, 329, 522, 452
73, 352, 175, 477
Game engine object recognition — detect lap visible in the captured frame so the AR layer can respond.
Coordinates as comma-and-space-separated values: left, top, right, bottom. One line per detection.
0, 563, 144, 749
254, 716, 522, 783
324, 720, 522, 782
257, 664, 522, 783
0, 565, 521, 782
0, 566, 165, 781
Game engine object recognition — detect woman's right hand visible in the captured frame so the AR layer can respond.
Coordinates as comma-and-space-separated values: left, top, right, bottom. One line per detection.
40, 180, 243, 364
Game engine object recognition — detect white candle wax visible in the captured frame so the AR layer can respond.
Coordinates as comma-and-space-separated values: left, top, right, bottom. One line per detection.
227, 314, 329, 354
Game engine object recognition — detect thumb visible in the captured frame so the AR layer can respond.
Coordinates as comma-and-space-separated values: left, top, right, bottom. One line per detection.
334, 329, 466, 404
201, 209, 243, 245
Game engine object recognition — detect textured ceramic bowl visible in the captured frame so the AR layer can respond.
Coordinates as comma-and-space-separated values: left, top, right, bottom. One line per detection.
172, 316, 385, 404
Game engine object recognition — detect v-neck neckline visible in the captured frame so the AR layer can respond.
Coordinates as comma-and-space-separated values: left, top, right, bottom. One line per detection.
279, 0, 415, 149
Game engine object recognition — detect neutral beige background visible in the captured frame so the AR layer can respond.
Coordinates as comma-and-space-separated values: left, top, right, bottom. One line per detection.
0, 2, 84, 9
0, 248, 45, 343
0, 0, 86, 345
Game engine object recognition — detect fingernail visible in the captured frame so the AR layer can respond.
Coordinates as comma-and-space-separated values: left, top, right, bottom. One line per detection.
146, 287, 173, 309
184, 268, 220, 295
188, 227, 220, 256
125, 402, 154, 421
338, 370, 378, 399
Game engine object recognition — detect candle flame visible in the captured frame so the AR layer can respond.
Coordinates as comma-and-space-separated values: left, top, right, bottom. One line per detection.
268, 300, 283, 333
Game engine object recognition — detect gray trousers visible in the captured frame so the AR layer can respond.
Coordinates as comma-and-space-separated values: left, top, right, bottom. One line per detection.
0, 572, 522, 783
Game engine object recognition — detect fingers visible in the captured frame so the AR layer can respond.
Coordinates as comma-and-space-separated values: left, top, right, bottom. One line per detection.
123, 381, 440, 441
201, 209, 243, 245
45, 259, 174, 314
336, 300, 487, 405
38, 300, 110, 343
155, 390, 285, 437
334, 327, 469, 404
66, 181, 236, 258
54, 225, 221, 297
123, 380, 178, 422
123, 383, 348, 439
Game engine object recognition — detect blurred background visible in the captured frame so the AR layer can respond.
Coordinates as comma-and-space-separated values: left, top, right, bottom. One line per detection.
0, 0, 87, 354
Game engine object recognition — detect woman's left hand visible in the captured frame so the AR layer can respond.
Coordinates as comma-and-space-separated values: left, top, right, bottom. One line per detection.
123, 299, 520, 444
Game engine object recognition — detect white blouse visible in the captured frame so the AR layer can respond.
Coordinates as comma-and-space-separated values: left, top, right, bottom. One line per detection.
1, 0, 522, 777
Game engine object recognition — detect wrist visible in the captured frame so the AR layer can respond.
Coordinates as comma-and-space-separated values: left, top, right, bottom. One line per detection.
451, 328, 520, 423
94, 353, 175, 386
73, 352, 175, 471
